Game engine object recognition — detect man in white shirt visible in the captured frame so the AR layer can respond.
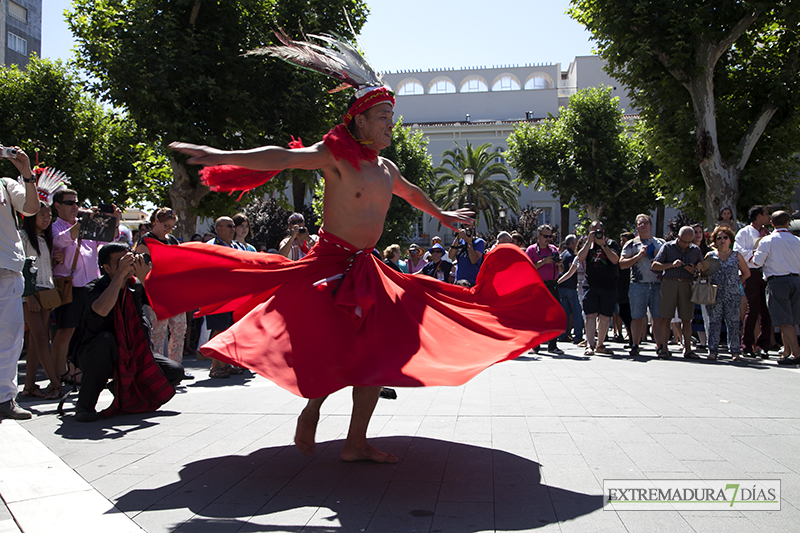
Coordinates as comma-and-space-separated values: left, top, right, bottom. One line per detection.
734, 205, 773, 357
0, 148, 39, 419
752, 210, 800, 365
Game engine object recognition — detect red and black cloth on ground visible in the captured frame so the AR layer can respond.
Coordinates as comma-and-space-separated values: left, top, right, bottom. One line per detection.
145, 230, 564, 399
101, 280, 175, 418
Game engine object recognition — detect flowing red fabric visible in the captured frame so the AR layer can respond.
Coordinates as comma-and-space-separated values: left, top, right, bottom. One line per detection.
198, 137, 305, 200
102, 280, 175, 418
145, 231, 564, 398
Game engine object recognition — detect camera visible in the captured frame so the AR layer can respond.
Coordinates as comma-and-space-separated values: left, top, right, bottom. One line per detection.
98, 203, 114, 214
464, 226, 473, 238
593, 230, 605, 239
298, 227, 307, 234
0, 146, 17, 159
135, 253, 152, 265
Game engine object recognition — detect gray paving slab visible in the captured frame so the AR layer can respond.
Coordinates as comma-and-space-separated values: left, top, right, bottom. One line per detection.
3, 343, 800, 532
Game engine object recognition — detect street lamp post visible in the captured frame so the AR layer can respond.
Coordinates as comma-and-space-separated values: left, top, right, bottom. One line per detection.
463, 168, 475, 212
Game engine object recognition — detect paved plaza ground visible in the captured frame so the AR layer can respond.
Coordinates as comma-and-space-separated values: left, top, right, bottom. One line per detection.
1, 339, 799, 533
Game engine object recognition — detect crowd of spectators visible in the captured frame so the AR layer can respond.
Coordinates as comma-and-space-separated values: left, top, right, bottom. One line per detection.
4, 148, 800, 421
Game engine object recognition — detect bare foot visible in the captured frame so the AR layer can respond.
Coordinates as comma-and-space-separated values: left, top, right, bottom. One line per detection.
341, 442, 399, 463
294, 409, 319, 456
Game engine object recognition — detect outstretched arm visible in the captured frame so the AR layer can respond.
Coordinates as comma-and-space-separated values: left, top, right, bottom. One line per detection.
391, 168, 474, 231
169, 141, 333, 171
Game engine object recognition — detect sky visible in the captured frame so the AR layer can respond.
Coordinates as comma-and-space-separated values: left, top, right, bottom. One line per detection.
42, 0, 597, 71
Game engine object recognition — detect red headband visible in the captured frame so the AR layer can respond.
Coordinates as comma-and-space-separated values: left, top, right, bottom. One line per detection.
342, 87, 395, 126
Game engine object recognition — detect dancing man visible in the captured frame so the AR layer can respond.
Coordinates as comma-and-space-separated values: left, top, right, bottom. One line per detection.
150, 31, 563, 463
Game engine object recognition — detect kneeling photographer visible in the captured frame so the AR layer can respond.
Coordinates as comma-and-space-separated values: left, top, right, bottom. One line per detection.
448, 225, 485, 286
67, 243, 183, 422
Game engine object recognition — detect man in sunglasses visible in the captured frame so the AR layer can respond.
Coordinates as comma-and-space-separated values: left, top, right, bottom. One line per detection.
652, 226, 703, 358
51, 190, 120, 387
526, 224, 565, 354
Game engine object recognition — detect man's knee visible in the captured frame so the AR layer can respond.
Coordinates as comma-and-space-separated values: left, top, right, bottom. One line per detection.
154, 354, 184, 386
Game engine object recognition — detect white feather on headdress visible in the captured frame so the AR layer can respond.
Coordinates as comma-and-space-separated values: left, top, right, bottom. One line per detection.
246, 28, 384, 93
33, 167, 71, 205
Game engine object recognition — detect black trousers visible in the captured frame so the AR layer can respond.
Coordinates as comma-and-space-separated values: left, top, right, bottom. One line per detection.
543, 280, 562, 350
75, 332, 184, 411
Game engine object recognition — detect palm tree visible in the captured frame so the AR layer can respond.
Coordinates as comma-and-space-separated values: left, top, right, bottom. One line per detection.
432, 141, 520, 230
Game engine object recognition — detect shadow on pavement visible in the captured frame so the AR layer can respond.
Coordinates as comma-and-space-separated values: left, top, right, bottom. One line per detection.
114, 436, 603, 531
53, 409, 180, 441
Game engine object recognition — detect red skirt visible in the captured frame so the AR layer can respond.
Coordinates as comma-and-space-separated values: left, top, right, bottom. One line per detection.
145, 230, 564, 398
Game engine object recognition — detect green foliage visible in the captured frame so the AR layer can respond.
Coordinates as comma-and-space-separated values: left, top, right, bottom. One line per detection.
376, 118, 434, 249
242, 195, 319, 250
570, 0, 800, 222
432, 140, 520, 230
0, 57, 144, 206
507, 86, 657, 237
68, 0, 370, 223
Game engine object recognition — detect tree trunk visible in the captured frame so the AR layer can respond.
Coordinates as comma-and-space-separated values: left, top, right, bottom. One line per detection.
168, 157, 209, 241
560, 195, 570, 234
655, 202, 665, 238
290, 170, 306, 211
686, 75, 740, 230
700, 159, 739, 230
585, 203, 604, 222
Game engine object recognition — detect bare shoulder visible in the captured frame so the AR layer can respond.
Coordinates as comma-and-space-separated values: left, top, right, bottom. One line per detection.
378, 155, 400, 174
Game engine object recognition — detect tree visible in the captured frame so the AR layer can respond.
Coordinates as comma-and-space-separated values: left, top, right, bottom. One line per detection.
570, 0, 800, 227
507, 86, 657, 237
69, 0, 369, 239
376, 118, 435, 250
0, 57, 144, 206
431, 141, 519, 231
242, 196, 319, 251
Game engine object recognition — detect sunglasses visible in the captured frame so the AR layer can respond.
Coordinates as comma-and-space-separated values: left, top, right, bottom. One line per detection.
540, 234, 553, 239
715, 235, 730, 241
57, 200, 78, 206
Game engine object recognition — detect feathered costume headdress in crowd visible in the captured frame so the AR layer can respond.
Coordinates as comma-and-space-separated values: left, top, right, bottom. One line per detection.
30, 167, 71, 206
199, 28, 395, 200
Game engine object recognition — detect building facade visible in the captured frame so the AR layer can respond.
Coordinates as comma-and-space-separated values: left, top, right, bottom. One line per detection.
1, 0, 41, 68
380, 56, 649, 243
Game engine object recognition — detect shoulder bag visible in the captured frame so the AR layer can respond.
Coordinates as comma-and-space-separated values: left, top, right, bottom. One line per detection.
690, 275, 718, 306
55, 235, 81, 306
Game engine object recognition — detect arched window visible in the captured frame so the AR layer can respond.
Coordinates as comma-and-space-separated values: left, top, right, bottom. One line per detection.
459, 75, 488, 93
396, 78, 424, 96
491, 74, 521, 91
428, 76, 456, 94
524, 72, 554, 90
494, 147, 506, 164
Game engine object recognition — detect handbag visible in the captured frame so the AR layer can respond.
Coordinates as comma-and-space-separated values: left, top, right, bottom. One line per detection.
55, 235, 82, 307
691, 278, 718, 305
22, 257, 37, 297
35, 287, 62, 309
